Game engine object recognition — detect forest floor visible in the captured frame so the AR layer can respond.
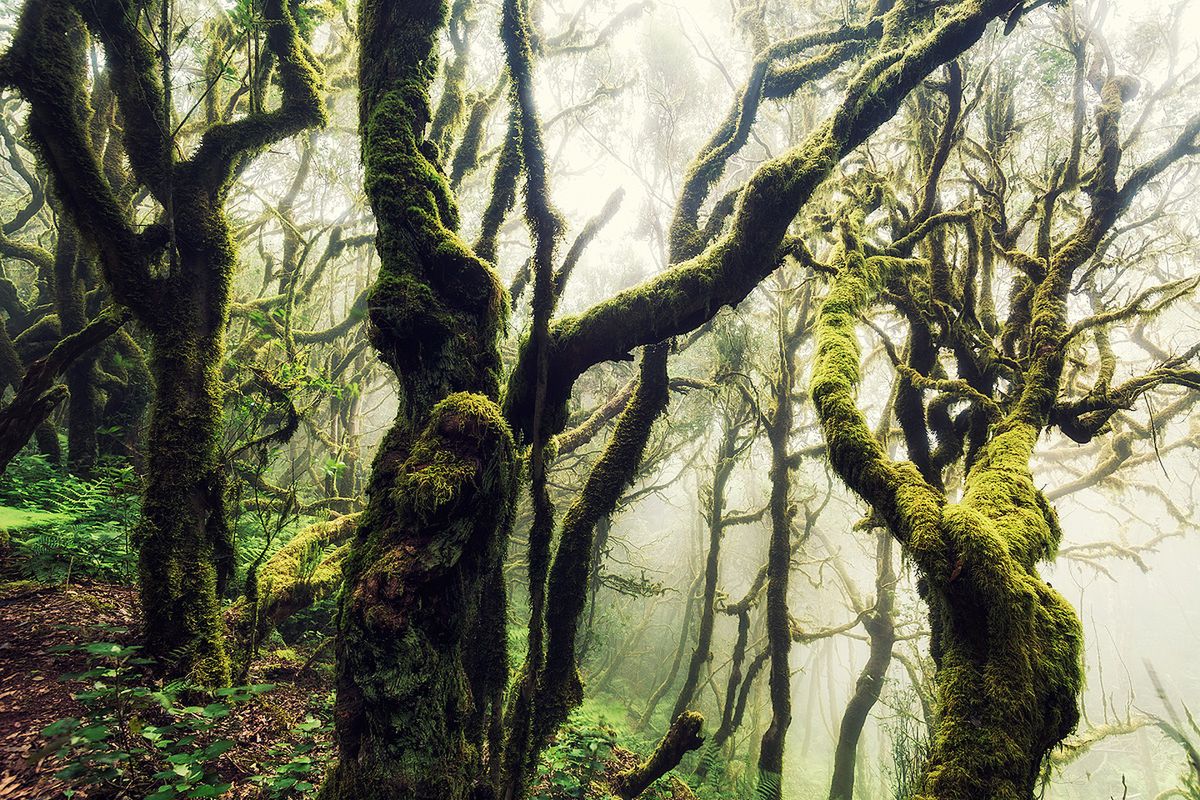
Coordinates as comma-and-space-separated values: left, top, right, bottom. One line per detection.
0, 572, 699, 800
0, 574, 331, 800
0, 579, 138, 799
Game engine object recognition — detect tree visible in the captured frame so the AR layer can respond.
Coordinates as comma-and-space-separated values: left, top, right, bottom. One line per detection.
0, 0, 325, 683
324, 0, 1040, 798
808, 10, 1200, 797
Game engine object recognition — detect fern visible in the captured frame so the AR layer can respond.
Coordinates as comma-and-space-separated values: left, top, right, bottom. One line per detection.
1, 452, 140, 584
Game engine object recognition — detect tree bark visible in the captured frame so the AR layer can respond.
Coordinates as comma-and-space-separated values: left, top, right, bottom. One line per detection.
53, 224, 101, 476
828, 532, 896, 800
136, 276, 232, 685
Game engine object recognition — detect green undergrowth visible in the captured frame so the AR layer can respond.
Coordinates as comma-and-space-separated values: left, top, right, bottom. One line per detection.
0, 452, 140, 583
40, 628, 337, 800
532, 697, 731, 800
41, 633, 274, 799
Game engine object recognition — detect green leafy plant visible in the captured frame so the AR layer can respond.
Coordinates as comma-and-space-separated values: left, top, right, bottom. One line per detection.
250, 712, 333, 798
532, 717, 616, 800
0, 453, 140, 583
40, 635, 272, 799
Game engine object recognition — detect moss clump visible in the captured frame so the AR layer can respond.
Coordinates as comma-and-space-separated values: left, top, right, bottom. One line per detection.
325, 392, 516, 800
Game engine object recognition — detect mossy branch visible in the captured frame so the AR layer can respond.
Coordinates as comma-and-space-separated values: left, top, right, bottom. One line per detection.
185, 0, 327, 195
611, 711, 704, 800
5, 0, 157, 314
1066, 276, 1200, 341
505, 0, 1030, 440
671, 20, 879, 261
0, 306, 129, 472
251, 513, 359, 635
810, 225, 942, 560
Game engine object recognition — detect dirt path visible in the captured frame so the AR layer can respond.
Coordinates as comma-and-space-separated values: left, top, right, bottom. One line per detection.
0, 580, 139, 799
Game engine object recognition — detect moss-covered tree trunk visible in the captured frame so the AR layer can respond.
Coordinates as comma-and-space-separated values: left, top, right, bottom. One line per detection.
52, 223, 101, 476
98, 330, 151, 467
670, 411, 739, 722
136, 230, 234, 685
319, 2, 515, 798
137, 330, 229, 683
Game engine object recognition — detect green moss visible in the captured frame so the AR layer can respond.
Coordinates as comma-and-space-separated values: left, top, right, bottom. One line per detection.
233, 514, 361, 651
325, 392, 516, 800
811, 225, 1084, 800
0, 505, 71, 529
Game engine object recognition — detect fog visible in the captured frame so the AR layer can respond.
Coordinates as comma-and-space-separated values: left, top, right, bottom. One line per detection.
2, 0, 1199, 797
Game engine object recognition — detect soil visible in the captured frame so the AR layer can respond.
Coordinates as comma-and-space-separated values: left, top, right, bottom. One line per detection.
0, 578, 334, 800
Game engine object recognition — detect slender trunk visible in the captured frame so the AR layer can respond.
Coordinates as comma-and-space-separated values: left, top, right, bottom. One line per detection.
55, 228, 100, 476
64, 347, 99, 474
638, 570, 702, 731
578, 513, 611, 662
34, 421, 61, 462
828, 532, 896, 800
99, 330, 151, 469
670, 419, 737, 720
695, 607, 750, 781
755, 354, 794, 800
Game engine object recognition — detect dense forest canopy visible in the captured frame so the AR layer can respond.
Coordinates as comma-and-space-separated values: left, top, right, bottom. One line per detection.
0, 0, 1199, 798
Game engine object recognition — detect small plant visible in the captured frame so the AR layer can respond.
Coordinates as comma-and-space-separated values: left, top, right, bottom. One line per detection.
883, 691, 930, 800
249, 712, 333, 798
532, 718, 616, 800
39, 635, 272, 799
1, 453, 140, 584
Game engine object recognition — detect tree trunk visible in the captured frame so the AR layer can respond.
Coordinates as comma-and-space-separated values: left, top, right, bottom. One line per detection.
755, 344, 795, 800
695, 607, 750, 781
639, 564, 703, 730
670, 417, 737, 721
828, 532, 896, 800
135, 300, 231, 686
98, 329, 151, 468
811, 243, 1084, 800
54, 227, 100, 477
320, 3, 515, 798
